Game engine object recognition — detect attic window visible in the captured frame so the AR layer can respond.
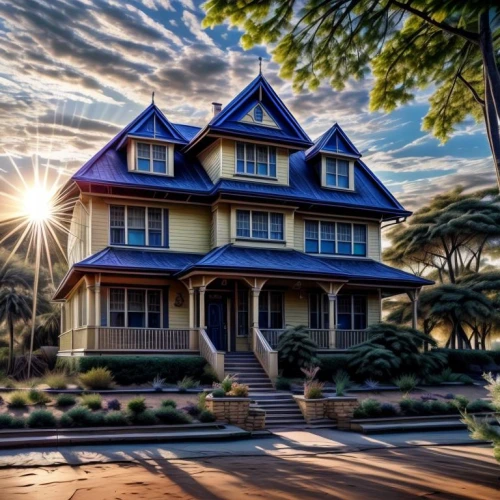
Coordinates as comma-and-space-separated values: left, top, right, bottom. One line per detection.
236, 142, 277, 178
254, 105, 263, 122
325, 157, 350, 189
136, 142, 167, 174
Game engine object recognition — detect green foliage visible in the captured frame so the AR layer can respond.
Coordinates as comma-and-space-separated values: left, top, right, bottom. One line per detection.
217, 375, 236, 394
79, 367, 114, 390
129, 409, 157, 426
43, 372, 69, 390
333, 370, 352, 397
55, 394, 76, 407
160, 399, 177, 408
81, 393, 103, 410
353, 399, 383, 419
104, 411, 129, 427
228, 383, 249, 397
60, 407, 103, 428
427, 368, 474, 385
318, 355, 350, 381
452, 395, 470, 411
275, 377, 292, 391
7, 391, 29, 408
107, 399, 121, 411
0, 414, 25, 429
77, 356, 210, 386
28, 389, 51, 405
399, 398, 458, 417
277, 325, 318, 376
127, 397, 146, 414
483, 372, 500, 409
177, 376, 200, 391
394, 374, 418, 395
466, 400, 495, 413
27, 409, 57, 428
154, 407, 191, 425
211, 389, 226, 398
304, 380, 324, 399
199, 410, 216, 423
436, 349, 495, 372
197, 391, 208, 410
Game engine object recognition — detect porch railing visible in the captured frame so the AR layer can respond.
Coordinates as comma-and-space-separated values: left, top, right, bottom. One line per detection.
98, 327, 193, 351
260, 328, 370, 350
199, 328, 225, 381
252, 327, 278, 383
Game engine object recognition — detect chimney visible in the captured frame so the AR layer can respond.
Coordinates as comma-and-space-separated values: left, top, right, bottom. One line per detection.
212, 102, 222, 117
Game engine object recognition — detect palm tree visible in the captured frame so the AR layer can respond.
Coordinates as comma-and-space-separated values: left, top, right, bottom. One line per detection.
0, 287, 33, 373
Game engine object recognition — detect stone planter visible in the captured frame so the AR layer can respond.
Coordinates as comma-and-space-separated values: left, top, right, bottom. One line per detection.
205, 396, 265, 431
294, 395, 358, 430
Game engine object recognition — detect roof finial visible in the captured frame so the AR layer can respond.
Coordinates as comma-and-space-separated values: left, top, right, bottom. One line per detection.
151, 91, 155, 104
258, 56, 262, 75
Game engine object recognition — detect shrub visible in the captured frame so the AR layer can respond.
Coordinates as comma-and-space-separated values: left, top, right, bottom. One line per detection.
452, 395, 470, 411
333, 370, 352, 397
177, 376, 199, 392
127, 397, 147, 414
151, 375, 167, 392
199, 410, 216, 423
364, 379, 380, 391
466, 399, 495, 413
211, 389, 226, 398
278, 326, 319, 376
275, 377, 292, 391
107, 399, 121, 411
428, 401, 455, 415
399, 398, 458, 417
197, 391, 208, 410
104, 411, 129, 427
184, 403, 201, 418
483, 372, 500, 408
129, 409, 157, 425
77, 356, 209, 386
228, 383, 249, 397
0, 414, 25, 429
154, 407, 191, 425
353, 399, 382, 419
304, 380, 324, 399
161, 399, 177, 408
10, 417, 26, 428
56, 394, 76, 407
218, 375, 236, 394
434, 349, 493, 373
7, 391, 29, 408
81, 393, 103, 410
318, 355, 351, 381
28, 389, 52, 405
394, 374, 418, 395
79, 367, 114, 390
43, 372, 68, 390
380, 403, 399, 417
60, 407, 103, 428
201, 364, 219, 384
27, 410, 57, 428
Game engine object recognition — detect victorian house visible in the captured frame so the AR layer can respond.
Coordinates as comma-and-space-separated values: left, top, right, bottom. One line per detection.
54, 74, 430, 382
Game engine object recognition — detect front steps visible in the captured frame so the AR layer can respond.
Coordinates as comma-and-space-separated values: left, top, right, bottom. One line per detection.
224, 352, 306, 428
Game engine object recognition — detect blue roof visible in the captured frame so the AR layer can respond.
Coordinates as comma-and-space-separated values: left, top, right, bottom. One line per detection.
306, 123, 361, 160
76, 247, 201, 273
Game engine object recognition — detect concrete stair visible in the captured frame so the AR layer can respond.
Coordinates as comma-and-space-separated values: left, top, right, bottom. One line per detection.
251, 393, 306, 428
224, 352, 274, 391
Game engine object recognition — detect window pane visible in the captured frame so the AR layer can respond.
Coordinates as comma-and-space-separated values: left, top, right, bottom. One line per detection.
337, 296, 351, 314
147, 291, 161, 327
270, 213, 283, 240
128, 230, 145, 246
236, 210, 250, 237
306, 239, 319, 253
309, 294, 319, 329
337, 223, 352, 254
152, 145, 166, 161
137, 159, 150, 171
353, 243, 366, 256
254, 105, 263, 122
110, 206, 125, 227
128, 290, 145, 328
325, 158, 336, 174
353, 226, 366, 256
148, 208, 162, 246
236, 142, 245, 160
269, 292, 283, 329
128, 207, 145, 228
305, 220, 319, 239
258, 292, 269, 328
257, 146, 268, 176
137, 143, 150, 158
338, 160, 349, 188
252, 211, 268, 239
111, 228, 125, 245
110, 312, 125, 327
237, 160, 245, 173
246, 144, 255, 174
326, 173, 337, 186
153, 160, 166, 174
237, 290, 249, 336
110, 288, 125, 327
269, 148, 276, 177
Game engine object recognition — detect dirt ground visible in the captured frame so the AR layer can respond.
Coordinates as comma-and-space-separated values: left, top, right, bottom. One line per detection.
0, 445, 497, 499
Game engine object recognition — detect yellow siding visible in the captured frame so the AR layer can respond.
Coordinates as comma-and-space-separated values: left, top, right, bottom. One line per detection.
213, 203, 230, 247
220, 139, 289, 185
367, 295, 381, 325
198, 139, 221, 182
240, 106, 279, 129
90, 197, 109, 255
67, 200, 90, 266
294, 216, 305, 251
284, 290, 309, 327
367, 222, 381, 260
168, 281, 189, 329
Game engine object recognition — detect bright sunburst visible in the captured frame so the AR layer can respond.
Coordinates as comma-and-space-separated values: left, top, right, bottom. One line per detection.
22, 185, 55, 223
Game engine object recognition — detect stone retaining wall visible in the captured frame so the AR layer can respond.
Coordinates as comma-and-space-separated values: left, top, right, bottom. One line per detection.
205, 397, 265, 431
294, 396, 358, 430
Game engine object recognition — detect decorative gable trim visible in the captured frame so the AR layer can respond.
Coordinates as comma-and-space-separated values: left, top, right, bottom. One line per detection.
239, 103, 280, 129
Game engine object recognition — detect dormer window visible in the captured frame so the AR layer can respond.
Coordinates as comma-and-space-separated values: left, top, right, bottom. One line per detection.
136, 142, 167, 174
236, 142, 277, 178
254, 105, 263, 122
322, 156, 354, 190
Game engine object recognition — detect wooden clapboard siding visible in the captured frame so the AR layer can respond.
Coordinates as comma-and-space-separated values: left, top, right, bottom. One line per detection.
90, 197, 109, 255
220, 139, 289, 185
284, 290, 308, 327
367, 223, 381, 260
198, 139, 221, 182
168, 280, 189, 329
367, 294, 381, 325
212, 203, 230, 248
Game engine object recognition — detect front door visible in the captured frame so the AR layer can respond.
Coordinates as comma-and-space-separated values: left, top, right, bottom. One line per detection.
206, 294, 227, 350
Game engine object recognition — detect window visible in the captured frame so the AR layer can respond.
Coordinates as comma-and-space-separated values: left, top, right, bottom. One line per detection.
235, 142, 277, 178
135, 142, 167, 174
304, 220, 367, 256
309, 293, 329, 329
237, 288, 249, 337
325, 157, 350, 188
259, 291, 284, 329
236, 210, 284, 241
337, 295, 367, 330
254, 105, 263, 122
109, 287, 163, 328
110, 205, 169, 247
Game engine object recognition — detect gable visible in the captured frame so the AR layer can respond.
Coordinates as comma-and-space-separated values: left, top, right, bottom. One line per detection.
239, 103, 279, 129
306, 123, 361, 161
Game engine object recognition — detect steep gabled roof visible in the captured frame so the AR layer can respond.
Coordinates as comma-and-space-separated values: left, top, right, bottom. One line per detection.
185, 74, 314, 150
305, 123, 361, 161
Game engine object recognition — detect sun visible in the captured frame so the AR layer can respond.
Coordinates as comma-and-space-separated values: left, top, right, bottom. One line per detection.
22, 185, 54, 223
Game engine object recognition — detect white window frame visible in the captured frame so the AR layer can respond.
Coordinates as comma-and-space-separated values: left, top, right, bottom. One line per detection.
336, 295, 367, 330
108, 287, 163, 328
236, 209, 285, 241
135, 142, 168, 174
321, 155, 355, 191
109, 205, 165, 247
304, 219, 367, 256
235, 142, 277, 178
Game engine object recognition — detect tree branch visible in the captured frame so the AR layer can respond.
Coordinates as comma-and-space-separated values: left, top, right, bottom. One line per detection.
457, 74, 485, 105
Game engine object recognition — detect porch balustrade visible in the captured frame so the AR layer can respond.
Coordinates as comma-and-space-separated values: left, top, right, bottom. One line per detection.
199, 328, 225, 381
252, 327, 278, 383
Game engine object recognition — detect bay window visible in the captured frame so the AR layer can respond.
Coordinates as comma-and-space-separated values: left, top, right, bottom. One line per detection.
236, 142, 277, 178
305, 220, 366, 256
236, 210, 284, 241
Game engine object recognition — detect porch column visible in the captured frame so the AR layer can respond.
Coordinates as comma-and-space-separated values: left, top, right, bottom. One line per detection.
86, 279, 95, 327
251, 287, 261, 350
94, 274, 101, 350
188, 288, 195, 329
407, 288, 421, 330
328, 293, 337, 349
199, 286, 206, 329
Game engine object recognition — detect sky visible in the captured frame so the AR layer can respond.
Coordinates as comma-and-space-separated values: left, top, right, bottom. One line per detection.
0, 0, 495, 217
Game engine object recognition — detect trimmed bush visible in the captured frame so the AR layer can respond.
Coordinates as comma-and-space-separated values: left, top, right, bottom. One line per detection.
28, 389, 52, 405
7, 391, 29, 408
27, 410, 57, 428
154, 407, 191, 425
79, 367, 114, 390
81, 394, 103, 410
211, 389, 226, 398
399, 398, 458, 417
160, 399, 177, 408
127, 397, 147, 414
104, 411, 129, 427
0, 415, 26, 429
56, 394, 76, 407
129, 409, 157, 425
107, 399, 121, 411
10, 417, 26, 428
44, 373, 68, 390
77, 356, 210, 386
199, 410, 216, 423
60, 407, 103, 428
466, 399, 495, 413
354, 399, 382, 419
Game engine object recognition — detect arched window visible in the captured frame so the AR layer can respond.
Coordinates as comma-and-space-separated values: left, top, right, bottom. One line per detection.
254, 105, 263, 122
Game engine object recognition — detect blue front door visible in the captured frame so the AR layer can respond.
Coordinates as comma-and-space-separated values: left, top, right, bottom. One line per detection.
207, 298, 227, 350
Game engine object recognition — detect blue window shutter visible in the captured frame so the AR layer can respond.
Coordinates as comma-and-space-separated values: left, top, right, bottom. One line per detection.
163, 209, 169, 247
162, 287, 169, 328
